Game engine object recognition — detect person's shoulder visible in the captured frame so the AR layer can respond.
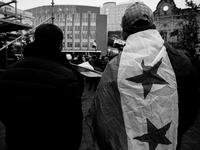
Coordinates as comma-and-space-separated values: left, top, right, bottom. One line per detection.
8, 56, 74, 79
164, 42, 194, 75
164, 42, 187, 59
52, 64, 74, 78
108, 53, 122, 65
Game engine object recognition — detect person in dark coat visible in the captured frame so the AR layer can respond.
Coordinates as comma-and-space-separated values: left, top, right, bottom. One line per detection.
0, 23, 83, 150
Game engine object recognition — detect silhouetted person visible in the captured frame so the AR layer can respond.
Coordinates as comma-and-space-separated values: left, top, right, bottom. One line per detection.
0, 23, 83, 150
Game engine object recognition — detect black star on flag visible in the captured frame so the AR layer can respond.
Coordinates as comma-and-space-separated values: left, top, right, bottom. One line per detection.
126, 58, 168, 99
133, 118, 172, 150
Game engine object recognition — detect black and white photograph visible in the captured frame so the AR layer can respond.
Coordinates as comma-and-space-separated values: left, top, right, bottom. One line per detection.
0, 0, 200, 149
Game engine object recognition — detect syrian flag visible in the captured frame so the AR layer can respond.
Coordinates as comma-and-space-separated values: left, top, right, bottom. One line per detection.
86, 30, 178, 150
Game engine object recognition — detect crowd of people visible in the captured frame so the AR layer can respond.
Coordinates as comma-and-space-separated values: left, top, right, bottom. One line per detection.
0, 1, 199, 150
69, 53, 110, 72
66, 53, 110, 92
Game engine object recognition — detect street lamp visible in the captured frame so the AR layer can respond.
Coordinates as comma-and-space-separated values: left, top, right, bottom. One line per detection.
51, 0, 55, 24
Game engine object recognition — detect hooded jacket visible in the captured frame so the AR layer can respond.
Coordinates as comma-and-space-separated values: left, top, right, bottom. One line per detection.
86, 29, 199, 150
0, 42, 83, 150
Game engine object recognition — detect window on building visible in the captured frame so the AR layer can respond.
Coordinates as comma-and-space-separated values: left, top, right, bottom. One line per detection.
67, 42, 72, 47
66, 14, 72, 23
82, 42, 88, 48
82, 33, 88, 39
82, 13, 88, 22
83, 26, 88, 31
90, 33, 96, 39
75, 26, 80, 31
67, 34, 72, 39
60, 17, 64, 23
90, 25, 96, 31
67, 26, 72, 31
91, 13, 96, 23
75, 34, 80, 39
75, 13, 80, 23
75, 42, 80, 48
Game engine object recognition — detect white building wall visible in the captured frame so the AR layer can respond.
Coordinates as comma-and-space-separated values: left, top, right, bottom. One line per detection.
101, 1, 133, 31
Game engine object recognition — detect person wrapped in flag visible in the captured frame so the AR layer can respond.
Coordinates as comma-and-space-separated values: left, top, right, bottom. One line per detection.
86, 1, 200, 150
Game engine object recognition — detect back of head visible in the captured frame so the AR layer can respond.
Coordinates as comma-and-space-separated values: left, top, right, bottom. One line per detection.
23, 23, 64, 57
121, 1, 155, 39
34, 23, 63, 50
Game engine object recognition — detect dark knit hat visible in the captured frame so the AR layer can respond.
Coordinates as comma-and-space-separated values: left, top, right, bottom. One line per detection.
121, 1, 154, 31
34, 23, 63, 48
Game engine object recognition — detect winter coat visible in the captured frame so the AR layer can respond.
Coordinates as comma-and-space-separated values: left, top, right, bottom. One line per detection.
0, 43, 83, 150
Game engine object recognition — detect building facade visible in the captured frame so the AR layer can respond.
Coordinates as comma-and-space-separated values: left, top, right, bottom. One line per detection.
26, 5, 107, 56
100, 1, 133, 31
101, 0, 200, 43
154, 0, 200, 43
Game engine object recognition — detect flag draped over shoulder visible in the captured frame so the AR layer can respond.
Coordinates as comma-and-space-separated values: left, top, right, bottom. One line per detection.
86, 30, 178, 150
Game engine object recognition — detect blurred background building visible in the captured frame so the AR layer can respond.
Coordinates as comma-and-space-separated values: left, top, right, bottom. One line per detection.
100, 0, 200, 45
26, 5, 107, 55
100, 1, 133, 32
16, 0, 200, 56
0, 0, 199, 58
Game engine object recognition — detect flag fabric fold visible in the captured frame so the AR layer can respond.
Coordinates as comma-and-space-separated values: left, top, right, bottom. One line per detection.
71, 62, 102, 77
86, 29, 179, 150
86, 53, 128, 150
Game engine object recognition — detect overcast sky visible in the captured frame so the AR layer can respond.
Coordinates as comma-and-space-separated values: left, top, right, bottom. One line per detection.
2, 0, 199, 11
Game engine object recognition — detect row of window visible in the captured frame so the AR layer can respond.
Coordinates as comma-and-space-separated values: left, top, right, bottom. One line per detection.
66, 42, 95, 48
34, 13, 96, 25
61, 17, 96, 23
66, 26, 96, 31
66, 33, 96, 39
66, 13, 96, 19
58, 25, 96, 32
